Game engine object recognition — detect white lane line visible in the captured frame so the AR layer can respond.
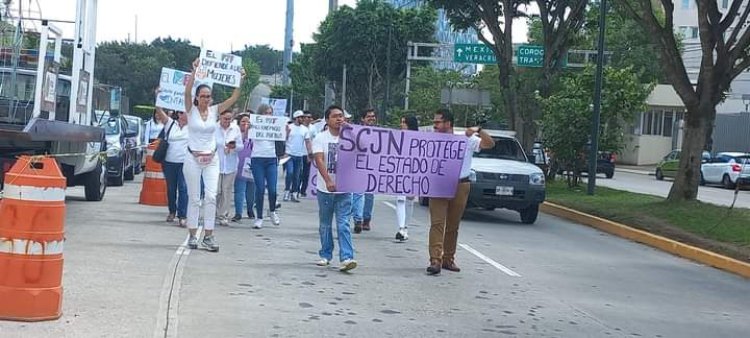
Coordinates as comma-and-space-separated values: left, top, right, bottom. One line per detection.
154, 226, 202, 338
459, 243, 521, 277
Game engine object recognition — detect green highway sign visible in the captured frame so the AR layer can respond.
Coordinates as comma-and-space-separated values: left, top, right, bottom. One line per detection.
454, 44, 497, 64
517, 44, 567, 68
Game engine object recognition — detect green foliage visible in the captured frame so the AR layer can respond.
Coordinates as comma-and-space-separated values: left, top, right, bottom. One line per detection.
289, 43, 327, 113
150, 37, 199, 72
539, 66, 653, 184
235, 44, 283, 75
408, 66, 463, 122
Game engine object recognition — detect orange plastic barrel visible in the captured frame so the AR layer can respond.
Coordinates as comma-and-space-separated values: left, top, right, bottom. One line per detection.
0, 156, 66, 321
139, 141, 168, 206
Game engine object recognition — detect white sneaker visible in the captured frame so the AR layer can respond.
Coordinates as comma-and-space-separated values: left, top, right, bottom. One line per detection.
253, 219, 263, 229
339, 259, 357, 272
283, 191, 290, 201
316, 258, 330, 266
271, 212, 281, 225
218, 218, 229, 227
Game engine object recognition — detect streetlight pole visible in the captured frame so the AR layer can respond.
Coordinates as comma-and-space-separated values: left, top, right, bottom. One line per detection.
588, 0, 607, 195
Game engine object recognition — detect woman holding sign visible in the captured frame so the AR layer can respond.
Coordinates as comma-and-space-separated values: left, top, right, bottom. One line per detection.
249, 104, 282, 229
182, 57, 246, 252
394, 115, 420, 242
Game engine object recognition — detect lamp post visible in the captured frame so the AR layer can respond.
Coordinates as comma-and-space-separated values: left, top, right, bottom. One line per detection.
587, 0, 607, 195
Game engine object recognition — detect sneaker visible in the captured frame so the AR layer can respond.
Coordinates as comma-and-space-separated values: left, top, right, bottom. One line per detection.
283, 191, 290, 201
353, 221, 362, 234
316, 258, 330, 266
339, 259, 357, 272
201, 235, 219, 252
300, 192, 307, 198
253, 219, 263, 229
166, 213, 176, 223
218, 218, 230, 227
271, 212, 281, 226
231, 214, 242, 222
395, 228, 408, 241
247, 211, 255, 219
362, 219, 371, 231
178, 218, 187, 228
187, 236, 198, 249
290, 194, 301, 203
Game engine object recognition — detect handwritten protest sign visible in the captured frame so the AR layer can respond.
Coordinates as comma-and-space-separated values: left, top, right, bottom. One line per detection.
249, 114, 287, 141
337, 125, 468, 198
261, 97, 288, 117
195, 49, 243, 88
306, 158, 319, 198
156, 68, 213, 111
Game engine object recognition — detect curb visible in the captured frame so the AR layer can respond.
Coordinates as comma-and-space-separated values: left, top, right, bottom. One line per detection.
616, 168, 654, 176
540, 202, 750, 279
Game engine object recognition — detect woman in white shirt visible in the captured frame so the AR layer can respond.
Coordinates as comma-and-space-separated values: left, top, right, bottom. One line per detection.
214, 110, 243, 226
182, 58, 246, 252
154, 107, 189, 227
145, 110, 166, 143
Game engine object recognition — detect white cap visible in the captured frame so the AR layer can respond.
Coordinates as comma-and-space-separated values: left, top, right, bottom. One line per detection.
292, 110, 304, 119
344, 110, 352, 119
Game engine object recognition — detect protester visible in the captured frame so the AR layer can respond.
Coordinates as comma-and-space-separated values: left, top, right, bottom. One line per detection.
145, 109, 166, 143
283, 110, 311, 202
250, 104, 281, 229
154, 106, 188, 227
233, 113, 256, 222
426, 109, 494, 274
395, 115, 419, 241
313, 105, 357, 272
298, 111, 316, 197
182, 57, 246, 252
215, 110, 243, 226
352, 109, 378, 233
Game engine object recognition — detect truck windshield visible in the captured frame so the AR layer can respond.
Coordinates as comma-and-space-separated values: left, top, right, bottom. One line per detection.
474, 137, 528, 162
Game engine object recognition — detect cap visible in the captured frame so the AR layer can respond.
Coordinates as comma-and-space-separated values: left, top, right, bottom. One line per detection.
344, 110, 352, 119
292, 110, 304, 119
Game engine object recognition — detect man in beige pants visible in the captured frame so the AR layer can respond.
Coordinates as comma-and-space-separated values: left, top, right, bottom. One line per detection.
215, 110, 243, 226
427, 109, 495, 275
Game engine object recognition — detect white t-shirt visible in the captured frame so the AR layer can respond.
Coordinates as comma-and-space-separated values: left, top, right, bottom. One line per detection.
312, 129, 340, 194
215, 123, 243, 174
187, 105, 218, 153
164, 120, 188, 163
146, 119, 164, 140
460, 135, 481, 179
251, 139, 277, 158
286, 124, 310, 157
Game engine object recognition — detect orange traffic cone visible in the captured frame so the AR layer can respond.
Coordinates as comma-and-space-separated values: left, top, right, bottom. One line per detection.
0, 156, 66, 321
139, 141, 168, 206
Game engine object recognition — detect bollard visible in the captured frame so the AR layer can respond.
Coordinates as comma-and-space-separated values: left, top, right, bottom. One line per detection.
0, 156, 66, 321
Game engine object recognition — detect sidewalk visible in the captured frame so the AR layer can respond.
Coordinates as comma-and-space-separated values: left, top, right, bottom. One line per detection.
616, 164, 656, 176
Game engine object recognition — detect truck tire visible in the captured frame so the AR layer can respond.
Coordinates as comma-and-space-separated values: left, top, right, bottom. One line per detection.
110, 160, 125, 187
519, 203, 539, 224
84, 160, 107, 201
124, 164, 134, 181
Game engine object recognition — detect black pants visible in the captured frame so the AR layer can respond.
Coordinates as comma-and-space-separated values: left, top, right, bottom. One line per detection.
299, 156, 311, 194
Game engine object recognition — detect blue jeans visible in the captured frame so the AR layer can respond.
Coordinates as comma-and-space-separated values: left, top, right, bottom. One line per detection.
234, 178, 256, 217
251, 157, 278, 219
284, 155, 304, 193
317, 191, 354, 262
162, 161, 187, 218
351, 193, 364, 223
363, 193, 374, 221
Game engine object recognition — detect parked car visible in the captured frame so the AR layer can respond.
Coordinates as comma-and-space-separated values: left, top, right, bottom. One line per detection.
554, 149, 616, 179
655, 149, 711, 181
123, 115, 144, 175
701, 152, 750, 189
419, 129, 546, 224
98, 113, 139, 186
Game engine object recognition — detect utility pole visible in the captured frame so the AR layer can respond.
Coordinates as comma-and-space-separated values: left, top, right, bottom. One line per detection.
282, 0, 294, 85
342, 64, 347, 111
587, 0, 607, 195
324, 0, 338, 109
382, 23, 392, 123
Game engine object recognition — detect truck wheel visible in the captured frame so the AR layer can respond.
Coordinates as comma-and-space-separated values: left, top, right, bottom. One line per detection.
110, 160, 124, 186
519, 204, 539, 224
84, 160, 107, 201
655, 169, 664, 180
124, 164, 134, 181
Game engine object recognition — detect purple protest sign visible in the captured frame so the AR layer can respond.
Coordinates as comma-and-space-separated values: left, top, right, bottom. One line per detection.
336, 124, 467, 198
306, 158, 319, 199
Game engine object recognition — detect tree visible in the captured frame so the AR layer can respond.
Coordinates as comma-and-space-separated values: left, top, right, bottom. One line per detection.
428, 0, 533, 146
236, 44, 284, 75
621, 0, 750, 201
289, 43, 327, 113
151, 37, 199, 72
540, 66, 653, 186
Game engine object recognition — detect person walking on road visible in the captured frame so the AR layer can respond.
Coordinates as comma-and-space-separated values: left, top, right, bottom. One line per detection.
313, 106, 357, 272
250, 104, 282, 229
426, 109, 494, 274
154, 106, 189, 227
298, 111, 316, 197
394, 115, 419, 241
352, 109, 378, 233
283, 110, 311, 202
145, 109, 166, 144
182, 58, 246, 252
215, 110, 243, 226
233, 113, 256, 222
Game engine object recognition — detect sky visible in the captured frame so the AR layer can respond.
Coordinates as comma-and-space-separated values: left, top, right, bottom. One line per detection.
13, 0, 527, 52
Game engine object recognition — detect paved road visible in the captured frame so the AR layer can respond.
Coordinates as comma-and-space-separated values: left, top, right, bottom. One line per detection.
2, 176, 749, 337
590, 170, 750, 209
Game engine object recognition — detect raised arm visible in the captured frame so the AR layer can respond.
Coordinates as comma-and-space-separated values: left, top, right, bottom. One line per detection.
218, 67, 246, 113
154, 106, 170, 124
184, 58, 199, 113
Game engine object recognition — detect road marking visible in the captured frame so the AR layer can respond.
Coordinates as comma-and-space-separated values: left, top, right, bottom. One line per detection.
459, 243, 521, 277
153, 226, 202, 338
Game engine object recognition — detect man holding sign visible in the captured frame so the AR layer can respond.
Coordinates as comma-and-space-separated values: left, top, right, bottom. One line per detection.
426, 109, 494, 275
